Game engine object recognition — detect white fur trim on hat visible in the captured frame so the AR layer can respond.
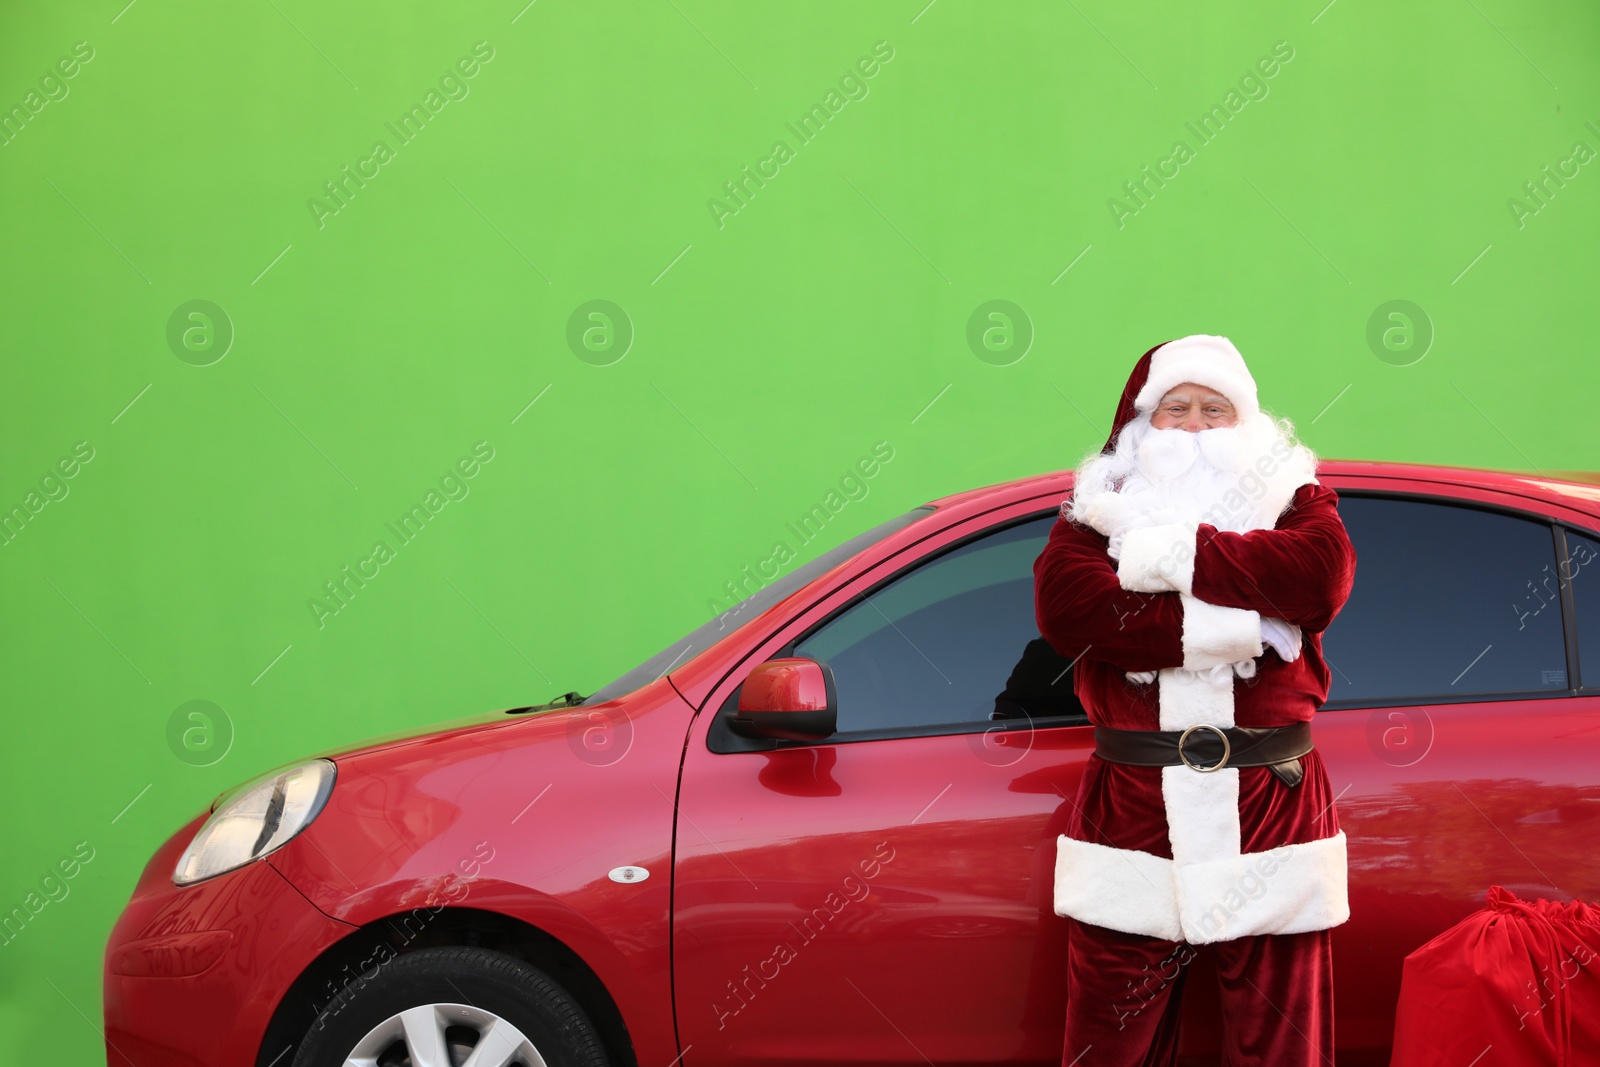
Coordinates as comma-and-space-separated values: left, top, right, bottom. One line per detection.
1135, 335, 1260, 422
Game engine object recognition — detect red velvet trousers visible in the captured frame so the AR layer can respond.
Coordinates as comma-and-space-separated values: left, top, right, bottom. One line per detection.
1061, 917, 1333, 1066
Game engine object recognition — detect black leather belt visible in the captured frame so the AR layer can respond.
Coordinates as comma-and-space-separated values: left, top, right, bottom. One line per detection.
1093, 722, 1313, 787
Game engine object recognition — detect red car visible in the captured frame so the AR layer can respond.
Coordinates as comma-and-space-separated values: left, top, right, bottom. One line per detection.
104, 460, 1600, 1067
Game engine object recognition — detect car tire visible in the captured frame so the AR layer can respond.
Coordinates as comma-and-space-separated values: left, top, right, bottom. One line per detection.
290, 945, 610, 1067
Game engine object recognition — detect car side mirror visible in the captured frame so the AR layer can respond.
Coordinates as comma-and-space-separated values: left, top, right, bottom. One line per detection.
730, 657, 837, 742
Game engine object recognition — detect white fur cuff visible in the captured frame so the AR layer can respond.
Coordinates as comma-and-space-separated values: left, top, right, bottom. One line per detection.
1117, 521, 1198, 594
1180, 596, 1262, 670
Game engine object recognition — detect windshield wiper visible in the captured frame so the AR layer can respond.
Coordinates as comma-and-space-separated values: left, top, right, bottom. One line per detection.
505, 690, 587, 715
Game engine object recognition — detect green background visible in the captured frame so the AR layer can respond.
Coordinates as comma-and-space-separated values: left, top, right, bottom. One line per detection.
1, 0, 1595, 1059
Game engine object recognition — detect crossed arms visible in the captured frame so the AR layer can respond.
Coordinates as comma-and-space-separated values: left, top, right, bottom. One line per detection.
1032, 482, 1356, 674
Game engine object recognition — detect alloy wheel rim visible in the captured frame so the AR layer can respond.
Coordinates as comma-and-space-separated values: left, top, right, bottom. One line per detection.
343, 1003, 549, 1067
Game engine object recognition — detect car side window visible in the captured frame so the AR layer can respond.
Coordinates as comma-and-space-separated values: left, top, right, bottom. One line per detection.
1565, 528, 1600, 690
790, 514, 1086, 735
1321, 496, 1569, 705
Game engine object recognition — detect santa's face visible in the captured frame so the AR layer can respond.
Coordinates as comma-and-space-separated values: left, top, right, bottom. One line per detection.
1118, 407, 1291, 532
1149, 381, 1238, 431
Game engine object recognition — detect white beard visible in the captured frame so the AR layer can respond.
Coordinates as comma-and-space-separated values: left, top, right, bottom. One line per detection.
1068, 410, 1318, 559
1067, 410, 1318, 686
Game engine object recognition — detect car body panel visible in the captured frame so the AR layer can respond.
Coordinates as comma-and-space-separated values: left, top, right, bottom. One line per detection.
1311, 693, 1600, 1059
672, 716, 1091, 1064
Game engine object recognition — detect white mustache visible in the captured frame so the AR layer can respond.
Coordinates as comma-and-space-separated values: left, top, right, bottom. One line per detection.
1195, 420, 1268, 473
1136, 427, 1200, 481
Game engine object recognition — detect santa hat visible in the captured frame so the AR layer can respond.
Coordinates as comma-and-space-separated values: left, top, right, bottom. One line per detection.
1132, 334, 1260, 424
1098, 336, 1261, 454
1099, 341, 1166, 452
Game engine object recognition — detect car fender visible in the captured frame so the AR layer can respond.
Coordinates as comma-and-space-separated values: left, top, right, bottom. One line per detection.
267, 674, 695, 1066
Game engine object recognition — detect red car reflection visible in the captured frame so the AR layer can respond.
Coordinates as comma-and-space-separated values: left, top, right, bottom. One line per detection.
104, 461, 1600, 1067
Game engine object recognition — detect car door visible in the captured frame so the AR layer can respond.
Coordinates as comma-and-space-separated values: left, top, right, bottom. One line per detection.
671, 499, 1093, 1066
1298, 488, 1600, 1063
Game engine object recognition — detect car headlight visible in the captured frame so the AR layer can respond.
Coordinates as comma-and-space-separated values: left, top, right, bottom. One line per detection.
173, 759, 336, 886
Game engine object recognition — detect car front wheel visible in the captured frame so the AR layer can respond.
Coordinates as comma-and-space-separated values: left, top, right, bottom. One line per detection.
290, 946, 610, 1067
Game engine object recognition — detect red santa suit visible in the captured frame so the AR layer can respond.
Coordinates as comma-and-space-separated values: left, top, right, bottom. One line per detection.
1034, 337, 1358, 1066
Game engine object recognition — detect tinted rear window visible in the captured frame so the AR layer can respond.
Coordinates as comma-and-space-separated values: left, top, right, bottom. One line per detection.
1322, 496, 1568, 704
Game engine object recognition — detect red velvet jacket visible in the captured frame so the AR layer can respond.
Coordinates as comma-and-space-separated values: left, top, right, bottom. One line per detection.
1033, 481, 1357, 730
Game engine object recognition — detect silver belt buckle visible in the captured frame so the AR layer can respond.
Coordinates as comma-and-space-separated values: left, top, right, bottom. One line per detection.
1177, 723, 1231, 772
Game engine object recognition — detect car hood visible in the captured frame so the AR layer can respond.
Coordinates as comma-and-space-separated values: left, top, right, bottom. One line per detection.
297, 690, 641, 765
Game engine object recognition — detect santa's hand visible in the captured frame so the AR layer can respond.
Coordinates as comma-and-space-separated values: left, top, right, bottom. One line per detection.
1259, 616, 1303, 662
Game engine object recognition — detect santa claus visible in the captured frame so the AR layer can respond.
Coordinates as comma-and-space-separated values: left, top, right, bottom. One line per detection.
1034, 335, 1358, 1066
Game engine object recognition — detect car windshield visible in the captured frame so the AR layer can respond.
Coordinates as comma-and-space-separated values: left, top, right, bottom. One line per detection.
581, 505, 936, 706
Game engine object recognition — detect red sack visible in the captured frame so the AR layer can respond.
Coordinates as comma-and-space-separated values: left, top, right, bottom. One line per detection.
1390, 886, 1600, 1066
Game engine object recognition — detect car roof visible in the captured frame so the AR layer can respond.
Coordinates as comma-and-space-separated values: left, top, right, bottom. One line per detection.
923, 459, 1600, 516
